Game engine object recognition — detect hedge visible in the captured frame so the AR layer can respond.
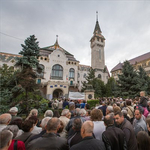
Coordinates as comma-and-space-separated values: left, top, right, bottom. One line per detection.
87, 99, 100, 109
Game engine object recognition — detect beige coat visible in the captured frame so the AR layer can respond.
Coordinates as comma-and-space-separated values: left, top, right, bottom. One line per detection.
126, 106, 134, 118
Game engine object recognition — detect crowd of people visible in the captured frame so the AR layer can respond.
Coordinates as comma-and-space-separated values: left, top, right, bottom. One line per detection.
0, 91, 150, 150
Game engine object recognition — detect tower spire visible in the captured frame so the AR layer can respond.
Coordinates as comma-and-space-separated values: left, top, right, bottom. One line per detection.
93, 12, 102, 34
96, 11, 98, 21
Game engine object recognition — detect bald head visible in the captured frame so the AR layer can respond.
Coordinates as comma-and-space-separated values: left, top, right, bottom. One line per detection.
0, 113, 12, 125
82, 121, 94, 133
81, 121, 94, 138
46, 117, 60, 132
104, 115, 114, 127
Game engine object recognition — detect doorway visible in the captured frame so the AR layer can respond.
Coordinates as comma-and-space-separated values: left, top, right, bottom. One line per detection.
53, 89, 63, 99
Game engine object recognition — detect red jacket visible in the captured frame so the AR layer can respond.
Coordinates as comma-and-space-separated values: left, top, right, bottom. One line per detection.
8, 139, 26, 150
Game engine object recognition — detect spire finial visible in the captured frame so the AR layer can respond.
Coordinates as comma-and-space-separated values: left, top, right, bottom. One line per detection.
56, 35, 58, 42
96, 11, 98, 21
54, 35, 59, 49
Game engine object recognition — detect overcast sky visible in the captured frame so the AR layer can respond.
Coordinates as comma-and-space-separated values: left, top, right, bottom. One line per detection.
1, 0, 150, 74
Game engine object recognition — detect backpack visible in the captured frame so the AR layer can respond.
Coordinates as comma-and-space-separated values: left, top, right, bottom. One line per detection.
143, 107, 149, 118
127, 106, 134, 124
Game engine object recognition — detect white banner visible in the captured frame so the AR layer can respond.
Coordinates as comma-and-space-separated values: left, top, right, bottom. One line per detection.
69, 92, 85, 100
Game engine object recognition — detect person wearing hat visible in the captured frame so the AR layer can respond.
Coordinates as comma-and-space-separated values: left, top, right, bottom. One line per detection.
9, 107, 22, 122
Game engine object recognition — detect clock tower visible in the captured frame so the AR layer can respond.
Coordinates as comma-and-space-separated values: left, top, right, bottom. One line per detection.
90, 12, 105, 70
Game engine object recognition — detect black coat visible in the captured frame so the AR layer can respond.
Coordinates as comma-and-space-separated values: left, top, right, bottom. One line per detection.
102, 125, 127, 150
27, 132, 69, 150
120, 119, 138, 150
15, 132, 34, 148
68, 131, 82, 148
70, 136, 106, 150
139, 96, 148, 107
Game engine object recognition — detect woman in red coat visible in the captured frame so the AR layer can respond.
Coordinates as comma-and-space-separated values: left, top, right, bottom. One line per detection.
3, 125, 26, 150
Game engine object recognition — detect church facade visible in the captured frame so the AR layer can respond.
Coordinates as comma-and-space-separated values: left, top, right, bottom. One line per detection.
0, 17, 109, 99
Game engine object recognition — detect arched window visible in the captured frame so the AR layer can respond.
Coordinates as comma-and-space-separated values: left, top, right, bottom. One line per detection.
98, 74, 101, 79
69, 68, 75, 80
78, 73, 80, 78
51, 64, 63, 80
37, 64, 44, 78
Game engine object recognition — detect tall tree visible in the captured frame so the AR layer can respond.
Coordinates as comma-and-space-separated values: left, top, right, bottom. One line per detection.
15, 35, 41, 115
137, 66, 150, 95
16, 67, 39, 114
16, 35, 40, 69
93, 78, 105, 98
105, 77, 117, 97
138, 66, 149, 91
81, 67, 95, 91
0, 64, 23, 113
81, 67, 105, 98
117, 61, 139, 98
0, 64, 14, 112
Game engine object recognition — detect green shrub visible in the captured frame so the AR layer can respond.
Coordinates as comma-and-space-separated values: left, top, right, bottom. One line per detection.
87, 99, 100, 109
38, 98, 49, 114
12, 92, 49, 116
50, 109, 63, 116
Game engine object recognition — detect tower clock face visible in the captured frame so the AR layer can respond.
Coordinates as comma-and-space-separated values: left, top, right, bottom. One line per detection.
88, 94, 92, 99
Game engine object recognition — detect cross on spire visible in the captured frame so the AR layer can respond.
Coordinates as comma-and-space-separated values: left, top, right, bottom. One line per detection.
96, 11, 98, 21
54, 35, 59, 49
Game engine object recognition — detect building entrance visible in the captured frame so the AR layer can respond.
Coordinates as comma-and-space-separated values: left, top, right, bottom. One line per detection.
53, 89, 63, 99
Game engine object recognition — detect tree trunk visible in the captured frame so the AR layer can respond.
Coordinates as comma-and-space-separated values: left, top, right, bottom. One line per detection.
25, 88, 28, 117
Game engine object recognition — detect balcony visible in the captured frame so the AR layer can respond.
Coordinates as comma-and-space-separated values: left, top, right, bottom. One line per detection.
50, 76, 63, 80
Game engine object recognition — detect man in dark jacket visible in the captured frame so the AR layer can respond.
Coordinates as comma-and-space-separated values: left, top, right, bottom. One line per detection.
63, 99, 69, 109
139, 91, 147, 107
102, 115, 127, 150
114, 111, 137, 150
70, 121, 105, 150
66, 108, 86, 137
98, 102, 107, 116
14, 120, 34, 148
67, 118, 83, 148
27, 117, 68, 150
26, 117, 51, 143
